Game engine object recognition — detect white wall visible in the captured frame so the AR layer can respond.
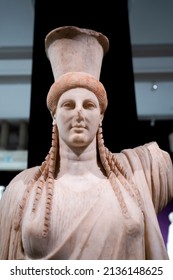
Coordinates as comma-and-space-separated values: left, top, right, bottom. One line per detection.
129, 0, 173, 45
129, 0, 173, 120
0, 0, 34, 47
0, 0, 34, 121
0, 0, 34, 171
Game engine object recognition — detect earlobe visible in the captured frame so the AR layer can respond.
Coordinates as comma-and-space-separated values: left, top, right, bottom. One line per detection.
99, 118, 103, 128
100, 114, 104, 124
52, 115, 56, 125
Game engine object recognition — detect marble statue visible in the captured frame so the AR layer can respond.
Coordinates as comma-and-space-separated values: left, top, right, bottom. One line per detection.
0, 26, 173, 260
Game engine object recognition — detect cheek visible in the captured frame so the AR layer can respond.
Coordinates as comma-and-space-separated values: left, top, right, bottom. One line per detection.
55, 113, 71, 132
55, 114, 64, 131
56, 112, 66, 123
89, 115, 100, 131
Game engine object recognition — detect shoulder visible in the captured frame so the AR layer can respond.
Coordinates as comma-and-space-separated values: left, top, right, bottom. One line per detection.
114, 141, 172, 174
1, 166, 40, 202
8, 166, 40, 186
116, 141, 170, 162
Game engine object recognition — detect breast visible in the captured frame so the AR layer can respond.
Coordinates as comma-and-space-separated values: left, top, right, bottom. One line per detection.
21, 178, 145, 259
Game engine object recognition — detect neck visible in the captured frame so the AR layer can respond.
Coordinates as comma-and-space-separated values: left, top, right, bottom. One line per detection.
57, 138, 102, 178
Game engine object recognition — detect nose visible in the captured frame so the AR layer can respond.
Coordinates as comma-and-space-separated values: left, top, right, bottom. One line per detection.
75, 106, 84, 122
77, 109, 83, 121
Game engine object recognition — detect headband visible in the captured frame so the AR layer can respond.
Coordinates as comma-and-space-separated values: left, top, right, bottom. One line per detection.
47, 72, 108, 115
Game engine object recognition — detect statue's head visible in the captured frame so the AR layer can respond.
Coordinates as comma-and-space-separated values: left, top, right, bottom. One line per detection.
45, 26, 109, 116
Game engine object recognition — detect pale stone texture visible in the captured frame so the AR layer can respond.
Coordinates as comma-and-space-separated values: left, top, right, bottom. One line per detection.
0, 26, 173, 260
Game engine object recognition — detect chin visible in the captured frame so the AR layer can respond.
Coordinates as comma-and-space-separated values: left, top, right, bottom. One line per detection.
68, 136, 90, 148
66, 132, 95, 148
71, 140, 88, 148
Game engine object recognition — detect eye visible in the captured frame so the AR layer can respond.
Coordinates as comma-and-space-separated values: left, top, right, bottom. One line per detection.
61, 100, 75, 109
83, 100, 97, 109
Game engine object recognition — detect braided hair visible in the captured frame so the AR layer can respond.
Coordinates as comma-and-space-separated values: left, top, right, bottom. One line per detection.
14, 75, 143, 236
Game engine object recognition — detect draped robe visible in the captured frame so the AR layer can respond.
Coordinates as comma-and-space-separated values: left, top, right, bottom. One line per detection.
0, 142, 173, 259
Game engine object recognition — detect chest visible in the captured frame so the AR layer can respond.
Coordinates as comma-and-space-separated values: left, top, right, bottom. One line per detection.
21, 178, 144, 259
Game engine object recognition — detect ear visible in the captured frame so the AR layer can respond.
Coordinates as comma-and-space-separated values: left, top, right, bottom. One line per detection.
52, 114, 56, 125
100, 113, 104, 123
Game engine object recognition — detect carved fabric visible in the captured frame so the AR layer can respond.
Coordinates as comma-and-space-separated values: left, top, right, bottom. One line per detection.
0, 142, 173, 259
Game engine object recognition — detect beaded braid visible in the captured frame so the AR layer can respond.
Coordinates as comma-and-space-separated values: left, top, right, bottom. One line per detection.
14, 157, 49, 231
32, 124, 58, 216
97, 122, 111, 177
14, 124, 59, 236
42, 123, 58, 237
97, 123, 143, 215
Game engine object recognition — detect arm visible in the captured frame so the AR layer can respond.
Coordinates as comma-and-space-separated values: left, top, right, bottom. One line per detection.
118, 142, 173, 213
0, 166, 39, 259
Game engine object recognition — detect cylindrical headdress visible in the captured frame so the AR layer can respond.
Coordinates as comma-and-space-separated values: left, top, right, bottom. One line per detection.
45, 26, 109, 115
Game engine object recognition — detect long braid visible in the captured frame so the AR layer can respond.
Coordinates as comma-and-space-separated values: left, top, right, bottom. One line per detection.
42, 123, 58, 237
97, 122, 111, 177
97, 123, 128, 216
107, 149, 143, 212
14, 156, 49, 231
97, 122, 143, 215
32, 160, 49, 213
14, 124, 59, 234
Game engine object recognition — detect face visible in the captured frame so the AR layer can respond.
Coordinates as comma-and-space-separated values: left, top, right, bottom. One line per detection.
55, 88, 103, 148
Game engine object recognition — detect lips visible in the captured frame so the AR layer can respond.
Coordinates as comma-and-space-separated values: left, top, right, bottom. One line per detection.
71, 123, 86, 129
73, 125, 85, 128
71, 124, 87, 133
